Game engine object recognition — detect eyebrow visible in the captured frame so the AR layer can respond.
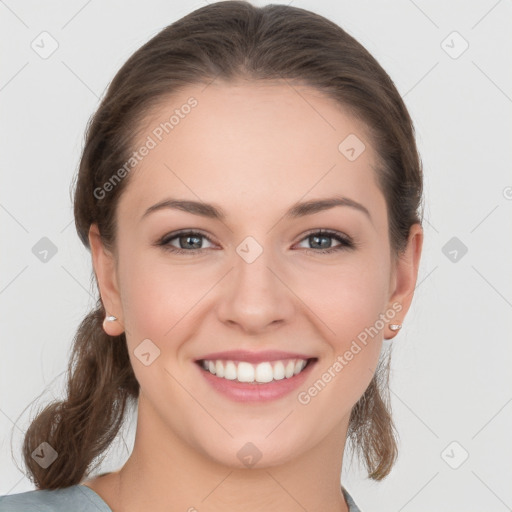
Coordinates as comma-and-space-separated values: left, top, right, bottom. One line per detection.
140, 195, 372, 223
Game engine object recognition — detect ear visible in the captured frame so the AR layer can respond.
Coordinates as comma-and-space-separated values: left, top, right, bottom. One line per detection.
88, 223, 124, 336
385, 223, 423, 339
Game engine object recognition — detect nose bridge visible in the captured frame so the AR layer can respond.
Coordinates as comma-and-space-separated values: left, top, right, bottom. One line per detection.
217, 234, 293, 331
236, 236, 274, 291
234, 234, 280, 302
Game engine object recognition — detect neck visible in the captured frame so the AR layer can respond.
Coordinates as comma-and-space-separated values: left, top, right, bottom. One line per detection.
110, 395, 351, 512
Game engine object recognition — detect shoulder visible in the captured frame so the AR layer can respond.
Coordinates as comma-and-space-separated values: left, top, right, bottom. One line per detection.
342, 486, 363, 512
0, 485, 112, 512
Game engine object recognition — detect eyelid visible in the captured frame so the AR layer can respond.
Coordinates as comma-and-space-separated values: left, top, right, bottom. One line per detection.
296, 227, 352, 244
158, 229, 218, 247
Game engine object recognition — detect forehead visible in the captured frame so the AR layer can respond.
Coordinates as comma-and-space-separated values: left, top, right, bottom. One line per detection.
117, 80, 386, 228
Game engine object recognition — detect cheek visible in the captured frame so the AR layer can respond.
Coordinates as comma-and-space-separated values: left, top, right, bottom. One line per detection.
295, 254, 391, 342
295, 267, 388, 423
117, 251, 217, 361
297, 253, 391, 398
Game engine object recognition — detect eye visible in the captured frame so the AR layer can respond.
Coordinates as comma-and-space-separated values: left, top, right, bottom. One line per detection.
157, 230, 216, 255
295, 229, 354, 254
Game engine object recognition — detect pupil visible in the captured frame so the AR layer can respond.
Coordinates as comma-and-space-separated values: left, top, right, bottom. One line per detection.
311, 235, 330, 249
182, 235, 201, 249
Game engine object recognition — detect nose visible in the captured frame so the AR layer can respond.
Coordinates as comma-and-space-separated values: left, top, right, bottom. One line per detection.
216, 242, 295, 335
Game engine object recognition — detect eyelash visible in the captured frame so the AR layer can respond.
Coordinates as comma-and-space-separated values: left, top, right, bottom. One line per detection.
156, 229, 354, 256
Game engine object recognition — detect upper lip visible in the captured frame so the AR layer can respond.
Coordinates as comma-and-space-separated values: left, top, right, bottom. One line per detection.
195, 350, 315, 364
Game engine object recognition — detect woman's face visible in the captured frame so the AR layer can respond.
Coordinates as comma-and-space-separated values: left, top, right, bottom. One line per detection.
91, 80, 421, 469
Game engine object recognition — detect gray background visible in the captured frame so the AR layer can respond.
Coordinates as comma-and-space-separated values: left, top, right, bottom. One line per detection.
1, 1, 511, 510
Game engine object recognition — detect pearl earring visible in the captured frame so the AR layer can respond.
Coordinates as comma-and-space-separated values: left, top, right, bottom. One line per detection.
105, 315, 117, 322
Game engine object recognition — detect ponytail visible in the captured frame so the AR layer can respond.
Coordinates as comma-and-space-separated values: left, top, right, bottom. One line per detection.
21, 299, 139, 489
346, 347, 398, 480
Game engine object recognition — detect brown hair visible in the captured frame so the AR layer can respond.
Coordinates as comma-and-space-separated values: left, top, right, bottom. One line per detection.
19, 0, 422, 489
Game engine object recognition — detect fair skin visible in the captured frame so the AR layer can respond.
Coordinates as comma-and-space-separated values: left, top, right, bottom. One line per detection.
82, 80, 422, 512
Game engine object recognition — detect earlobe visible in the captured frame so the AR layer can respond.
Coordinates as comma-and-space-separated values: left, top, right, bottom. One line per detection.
385, 223, 423, 340
88, 224, 124, 336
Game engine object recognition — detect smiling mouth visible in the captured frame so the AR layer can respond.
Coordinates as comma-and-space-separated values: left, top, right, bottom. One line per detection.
196, 357, 317, 384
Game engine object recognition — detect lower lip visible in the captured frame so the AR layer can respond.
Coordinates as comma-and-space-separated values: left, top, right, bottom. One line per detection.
196, 360, 317, 402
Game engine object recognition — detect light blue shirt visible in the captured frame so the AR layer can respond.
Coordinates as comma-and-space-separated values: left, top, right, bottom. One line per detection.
0, 484, 362, 511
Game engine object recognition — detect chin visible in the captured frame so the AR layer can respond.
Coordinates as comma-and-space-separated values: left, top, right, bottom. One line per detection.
195, 430, 312, 470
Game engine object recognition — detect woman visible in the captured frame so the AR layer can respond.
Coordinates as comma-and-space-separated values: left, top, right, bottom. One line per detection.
0, 1, 423, 511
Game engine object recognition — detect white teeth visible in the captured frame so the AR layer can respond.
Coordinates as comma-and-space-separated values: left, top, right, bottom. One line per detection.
294, 360, 305, 375
200, 358, 310, 383
237, 362, 255, 382
255, 362, 273, 383
224, 361, 237, 380
215, 360, 225, 378
273, 361, 285, 380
